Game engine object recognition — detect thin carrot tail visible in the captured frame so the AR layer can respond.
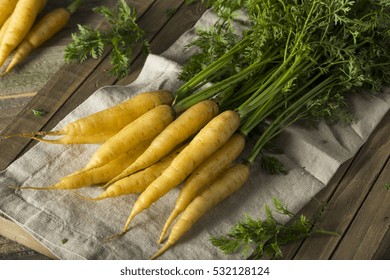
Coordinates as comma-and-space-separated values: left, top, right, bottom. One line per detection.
10, 135, 66, 144
150, 242, 172, 260
2, 41, 33, 75
103, 229, 128, 242
71, 190, 106, 201
158, 209, 181, 244
8, 184, 58, 191
121, 213, 136, 234
60, 165, 94, 180
102, 212, 136, 242
3, 130, 61, 139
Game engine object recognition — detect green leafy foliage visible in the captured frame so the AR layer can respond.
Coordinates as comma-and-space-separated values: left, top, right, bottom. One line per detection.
64, 0, 149, 79
32, 109, 47, 118
174, 0, 390, 164
260, 156, 288, 175
179, 22, 241, 82
211, 198, 338, 259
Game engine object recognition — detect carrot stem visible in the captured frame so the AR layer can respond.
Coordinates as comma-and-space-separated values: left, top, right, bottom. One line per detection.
67, 0, 84, 14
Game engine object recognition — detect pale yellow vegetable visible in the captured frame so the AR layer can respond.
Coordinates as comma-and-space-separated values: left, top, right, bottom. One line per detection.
0, 0, 18, 28
76, 144, 187, 201
4, 90, 173, 144
2, 7, 70, 75
0, 16, 11, 43
105, 100, 219, 186
83, 104, 175, 170
0, 0, 47, 67
158, 133, 245, 243
151, 163, 250, 259
118, 110, 241, 234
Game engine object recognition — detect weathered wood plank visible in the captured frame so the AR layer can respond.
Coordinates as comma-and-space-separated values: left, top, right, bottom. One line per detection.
293, 111, 390, 259
0, 0, 109, 133
280, 157, 354, 259
117, 0, 208, 86
331, 158, 390, 259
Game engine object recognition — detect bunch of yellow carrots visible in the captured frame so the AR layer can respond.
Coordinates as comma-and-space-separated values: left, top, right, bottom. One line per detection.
0, 0, 82, 75
6, 90, 250, 259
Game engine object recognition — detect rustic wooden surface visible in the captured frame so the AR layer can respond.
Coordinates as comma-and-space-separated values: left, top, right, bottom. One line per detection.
0, 0, 389, 260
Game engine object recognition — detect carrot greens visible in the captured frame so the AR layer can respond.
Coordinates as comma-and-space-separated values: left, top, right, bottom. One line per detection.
173, 0, 390, 165
64, 0, 149, 78
169, 0, 390, 258
211, 198, 337, 259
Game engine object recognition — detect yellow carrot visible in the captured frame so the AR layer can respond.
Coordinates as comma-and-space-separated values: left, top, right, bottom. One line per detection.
4, 90, 173, 143
118, 110, 241, 234
0, 0, 18, 28
12, 140, 150, 191
158, 133, 245, 243
151, 163, 250, 259
76, 144, 187, 201
2, 7, 71, 75
83, 104, 175, 170
0, 0, 48, 67
105, 100, 219, 186
0, 16, 11, 43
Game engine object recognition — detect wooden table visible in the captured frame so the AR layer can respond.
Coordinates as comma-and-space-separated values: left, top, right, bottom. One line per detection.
0, 0, 389, 260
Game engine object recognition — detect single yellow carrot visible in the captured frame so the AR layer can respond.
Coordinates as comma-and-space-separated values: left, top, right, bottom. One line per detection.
151, 163, 250, 259
158, 133, 245, 243
0, 0, 18, 28
0, 16, 11, 43
0, 0, 48, 67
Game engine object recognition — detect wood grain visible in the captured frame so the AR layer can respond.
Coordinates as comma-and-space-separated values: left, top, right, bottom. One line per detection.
331, 158, 390, 259
292, 111, 390, 259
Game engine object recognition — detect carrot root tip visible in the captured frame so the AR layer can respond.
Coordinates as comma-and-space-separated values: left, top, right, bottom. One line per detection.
102, 230, 128, 243
150, 243, 171, 260
8, 185, 53, 190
